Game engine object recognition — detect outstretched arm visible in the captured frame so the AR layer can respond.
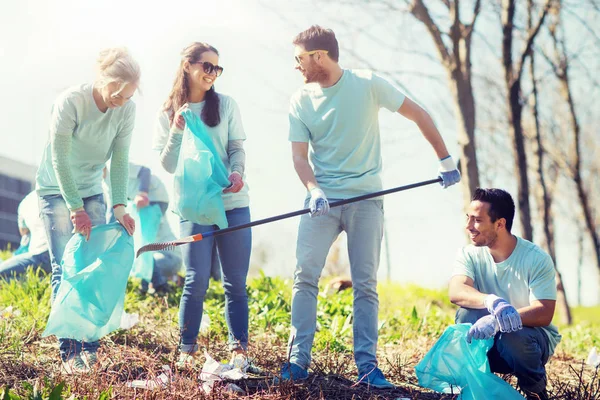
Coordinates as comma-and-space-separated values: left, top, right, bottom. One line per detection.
397, 97, 450, 160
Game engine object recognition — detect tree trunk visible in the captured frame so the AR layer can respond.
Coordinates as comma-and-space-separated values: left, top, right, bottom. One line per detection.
505, 83, 534, 241
410, 0, 481, 212
528, 0, 571, 324
530, 47, 573, 325
449, 71, 480, 210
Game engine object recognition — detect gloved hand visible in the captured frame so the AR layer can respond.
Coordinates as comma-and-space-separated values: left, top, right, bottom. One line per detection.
438, 155, 461, 188
484, 294, 523, 333
70, 208, 92, 241
466, 314, 499, 343
309, 188, 329, 217
114, 204, 135, 236
223, 171, 244, 193
134, 192, 150, 209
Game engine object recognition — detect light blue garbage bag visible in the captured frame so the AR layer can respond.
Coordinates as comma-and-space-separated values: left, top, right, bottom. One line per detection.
415, 324, 524, 399
129, 203, 162, 282
14, 233, 30, 255
173, 109, 230, 229
43, 223, 134, 342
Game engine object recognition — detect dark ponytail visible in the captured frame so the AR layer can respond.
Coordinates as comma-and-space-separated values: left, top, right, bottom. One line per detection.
202, 86, 221, 127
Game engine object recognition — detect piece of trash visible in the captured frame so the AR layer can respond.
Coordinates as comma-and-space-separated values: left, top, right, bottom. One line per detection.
587, 347, 600, 367
0, 306, 21, 320
126, 365, 171, 390
120, 312, 139, 330
198, 351, 248, 394
200, 313, 210, 334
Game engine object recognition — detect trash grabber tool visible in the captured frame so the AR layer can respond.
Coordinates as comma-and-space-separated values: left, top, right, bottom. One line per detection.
136, 177, 442, 257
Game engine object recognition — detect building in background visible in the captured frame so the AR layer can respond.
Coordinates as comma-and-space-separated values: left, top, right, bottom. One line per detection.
0, 156, 37, 250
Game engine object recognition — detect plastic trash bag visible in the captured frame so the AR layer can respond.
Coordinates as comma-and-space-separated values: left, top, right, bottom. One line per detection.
14, 234, 30, 255
173, 109, 230, 229
129, 203, 162, 281
415, 324, 524, 400
43, 223, 134, 342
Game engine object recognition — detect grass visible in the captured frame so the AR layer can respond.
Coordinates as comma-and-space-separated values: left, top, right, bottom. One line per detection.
0, 256, 598, 399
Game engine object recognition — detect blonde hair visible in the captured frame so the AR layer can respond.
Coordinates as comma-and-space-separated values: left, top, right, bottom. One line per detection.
96, 47, 141, 95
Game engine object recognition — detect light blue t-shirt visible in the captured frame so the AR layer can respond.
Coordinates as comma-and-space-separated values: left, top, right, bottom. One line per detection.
36, 83, 135, 201
452, 236, 562, 355
153, 94, 249, 211
288, 69, 405, 199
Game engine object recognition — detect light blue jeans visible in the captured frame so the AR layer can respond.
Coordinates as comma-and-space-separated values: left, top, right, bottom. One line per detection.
289, 199, 384, 375
39, 193, 106, 360
0, 251, 51, 280
179, 207, 252, 353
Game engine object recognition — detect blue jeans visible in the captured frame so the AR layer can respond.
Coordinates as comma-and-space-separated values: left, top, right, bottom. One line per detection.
140, 251, 183, 291
39, 193, 106, 360
456, 307, 550, 393
0, 251, 51, 280
179, 207, 252, 352
289, 199, 384, 374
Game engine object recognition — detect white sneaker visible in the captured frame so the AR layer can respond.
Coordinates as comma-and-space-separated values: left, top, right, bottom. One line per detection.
175, 352, 195, 370
61, 354, 90, 375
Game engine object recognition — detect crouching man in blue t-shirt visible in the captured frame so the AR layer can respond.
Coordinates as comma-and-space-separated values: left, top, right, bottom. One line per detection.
449, 188, 561, 400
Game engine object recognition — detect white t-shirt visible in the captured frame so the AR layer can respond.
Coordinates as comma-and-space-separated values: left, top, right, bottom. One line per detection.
17, 191, 48, 255
452, 236, 562, 355
127, 163, 169, 204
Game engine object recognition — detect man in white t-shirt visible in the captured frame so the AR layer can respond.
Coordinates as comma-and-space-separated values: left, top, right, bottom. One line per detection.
449, 188, 561, 400
0, 191, 51, 280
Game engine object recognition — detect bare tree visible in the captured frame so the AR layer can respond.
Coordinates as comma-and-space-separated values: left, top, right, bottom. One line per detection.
543, 7, 600, 277
501, 0, 554, 241
408, 0, 482, 210
527, 0, 572, 324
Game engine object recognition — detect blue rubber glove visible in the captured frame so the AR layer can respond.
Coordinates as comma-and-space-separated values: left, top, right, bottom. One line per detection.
484, 294, 523, 333
438, 155, 461, 188
467, 314, 499, 343
309, 188, 330, 217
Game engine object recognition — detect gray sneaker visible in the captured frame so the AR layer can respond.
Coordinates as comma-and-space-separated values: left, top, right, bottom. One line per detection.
82, 349, 99, 369
61, 354, 90, 375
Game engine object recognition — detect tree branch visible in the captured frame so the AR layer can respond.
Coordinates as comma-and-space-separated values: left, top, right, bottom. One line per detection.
410, 0, 452, 66
516, 0, 555, 82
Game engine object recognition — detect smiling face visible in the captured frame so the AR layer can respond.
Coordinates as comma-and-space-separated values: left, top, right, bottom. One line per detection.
465, 200, 504, 248
100, 81, 137, 109
186, 50, 220, 93
293, 45, 328, 84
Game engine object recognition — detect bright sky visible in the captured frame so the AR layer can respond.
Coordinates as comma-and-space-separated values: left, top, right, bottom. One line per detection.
1, 0, 597, 305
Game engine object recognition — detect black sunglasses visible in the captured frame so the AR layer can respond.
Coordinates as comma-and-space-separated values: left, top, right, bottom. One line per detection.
193, 61, 224, 77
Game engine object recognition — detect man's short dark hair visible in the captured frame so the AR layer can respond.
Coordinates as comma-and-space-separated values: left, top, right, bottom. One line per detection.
472, 188, 516, 233
293, 25, 339, 62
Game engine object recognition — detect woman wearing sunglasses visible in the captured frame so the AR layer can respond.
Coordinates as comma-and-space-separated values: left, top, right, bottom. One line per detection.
35, 47, 140, 374
153, 42, 254, 371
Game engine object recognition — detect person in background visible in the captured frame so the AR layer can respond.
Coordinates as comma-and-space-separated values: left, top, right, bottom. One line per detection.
104, 163, 184, 293
0, 191, 51, 280
449, 188, 560, 400
36, 47, 140, 374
